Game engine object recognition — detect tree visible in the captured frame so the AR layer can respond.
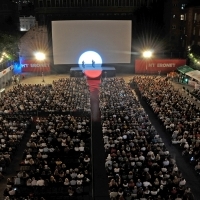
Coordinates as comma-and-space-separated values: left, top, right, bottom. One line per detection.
0, 31, 20, 62
188, 45, 200, 69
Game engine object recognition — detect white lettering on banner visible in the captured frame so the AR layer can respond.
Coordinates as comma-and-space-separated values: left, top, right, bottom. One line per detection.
149, 63, 155, 67
157, 63, 176, 67
30, 64, 49, 67
22, 64, 29, 68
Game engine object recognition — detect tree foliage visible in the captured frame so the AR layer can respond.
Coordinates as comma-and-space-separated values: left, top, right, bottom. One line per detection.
0, 31, 20, 62
188, 45, 200, 69
190, 45, 200, 57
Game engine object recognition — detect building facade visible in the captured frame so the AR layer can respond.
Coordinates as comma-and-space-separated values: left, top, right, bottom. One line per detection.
185, 6, 200, 48
19, 15, 36, 31
0, 0, 19, 32
33, 0, 160, 24
163, 0, 189, 57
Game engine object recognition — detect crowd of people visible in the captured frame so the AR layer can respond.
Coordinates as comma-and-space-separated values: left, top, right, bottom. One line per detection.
1, 74, 199, 200
130, 76, 200, 177
3, 114, 91, 200
189, 88, 200, 101
0, 115, 32, 172
0, 77, 91, 200
0, 77, 90, 114
100, 77, 194, 200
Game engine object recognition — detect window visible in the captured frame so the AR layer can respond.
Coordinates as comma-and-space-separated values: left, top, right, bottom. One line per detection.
63, 0, 66, 6
180, 15, 184, 20
172, 25, 176, 29
71, 0, 74, 7
193, 27, 196, 35
197, 14, 200, 22
194, 13, 197, 21
173, 15, 176, 18
182, 40, 185, 47
39, 0, 43, 7
46, 0, 51, 7
181, 4, 185, 9
55, 0, 59, 7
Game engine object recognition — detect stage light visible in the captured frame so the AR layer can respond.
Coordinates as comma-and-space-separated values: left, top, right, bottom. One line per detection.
35, 52, 46, 61
143, 50, 152, 58
78, 51, 102, 65
34, 52, 46, 82
143, 50, 153, 74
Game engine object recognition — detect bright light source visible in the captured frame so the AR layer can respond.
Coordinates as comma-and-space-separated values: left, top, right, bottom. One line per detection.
20, 28, 27, 31
78, 51, 102, 65
143, 51, 152, 58
35, 52, 46, 61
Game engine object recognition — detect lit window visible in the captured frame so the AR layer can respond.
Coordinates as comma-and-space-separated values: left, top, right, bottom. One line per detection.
194, 13, 197, 21
173, 15, 176, 18
180, 15, 184, 20
181, 4, 185, 9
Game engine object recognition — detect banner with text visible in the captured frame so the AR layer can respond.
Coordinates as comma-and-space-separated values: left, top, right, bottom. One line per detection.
21, 59, 50, 73
135, 59, 186, 74
0, 65, 13, 79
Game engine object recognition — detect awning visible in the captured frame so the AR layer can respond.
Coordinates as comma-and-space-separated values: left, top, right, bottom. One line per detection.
177, 65, 194, 74
185, 70, 200, 82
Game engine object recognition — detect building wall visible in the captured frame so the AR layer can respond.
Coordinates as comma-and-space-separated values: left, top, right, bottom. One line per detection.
0, 0, 19, 31
19, 25, 49, 59
34, 0, 159, 8
20, 15, 36, 31
164, 0, 189, 56
185, 6, 200, 48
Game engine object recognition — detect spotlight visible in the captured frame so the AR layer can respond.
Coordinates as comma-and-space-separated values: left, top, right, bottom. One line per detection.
34, 52, 46, 83
35, 52, 46, 61
143, 50, 152, 58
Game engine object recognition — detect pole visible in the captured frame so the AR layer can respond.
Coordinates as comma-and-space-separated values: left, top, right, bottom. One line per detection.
145, 60, 147, 75
42, 72, 45, 82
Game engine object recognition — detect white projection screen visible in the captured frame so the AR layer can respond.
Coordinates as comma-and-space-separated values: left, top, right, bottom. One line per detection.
52, 20, 132, 65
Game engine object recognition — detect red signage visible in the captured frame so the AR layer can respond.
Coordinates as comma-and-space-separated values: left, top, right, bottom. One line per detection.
135, 59, 186, 74
21, 59, 50, 73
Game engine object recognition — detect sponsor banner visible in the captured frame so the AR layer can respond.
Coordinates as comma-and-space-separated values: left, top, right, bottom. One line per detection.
21, 60, 50, 72
0, 65, 13, 79
135, 59, 186, 74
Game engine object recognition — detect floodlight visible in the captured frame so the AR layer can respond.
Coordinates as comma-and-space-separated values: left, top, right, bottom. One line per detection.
143, 51, 152, 58
35, 52, 46, 61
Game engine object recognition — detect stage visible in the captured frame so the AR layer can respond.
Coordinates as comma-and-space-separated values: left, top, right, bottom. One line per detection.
70, 66, 116, 78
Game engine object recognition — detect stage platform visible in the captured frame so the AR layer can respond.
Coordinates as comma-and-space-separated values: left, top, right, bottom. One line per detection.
70, 67, 116, 77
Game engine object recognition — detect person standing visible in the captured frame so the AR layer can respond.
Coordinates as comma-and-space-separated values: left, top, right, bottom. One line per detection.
92, 60, 95, 68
